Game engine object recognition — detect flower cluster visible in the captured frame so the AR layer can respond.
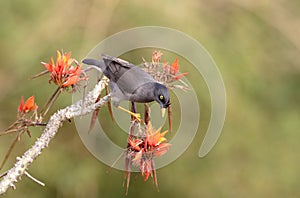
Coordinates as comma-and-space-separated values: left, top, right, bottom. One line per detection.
1, 50, 88, 171
124, 122, 171, 193
41, 50, 87, 88
0, 96, 41, 170
142, 50, 189, 89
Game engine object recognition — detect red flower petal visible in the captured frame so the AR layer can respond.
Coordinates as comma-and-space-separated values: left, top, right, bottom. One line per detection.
41, 62, 53, 72
128, 138, 143, 151
174, 72, 189, 80
170, 57, 179, 74
23, 96, 38, 113
62, 76, 78, 87
155, 143, 171, 157
18, 96, 24, 113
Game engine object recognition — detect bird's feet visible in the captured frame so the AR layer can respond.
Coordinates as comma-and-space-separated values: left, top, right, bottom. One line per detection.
118, 106, 142, 123
130, 112, 141, 122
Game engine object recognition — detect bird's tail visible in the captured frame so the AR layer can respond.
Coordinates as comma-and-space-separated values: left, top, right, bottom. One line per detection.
82, 58, 106, 72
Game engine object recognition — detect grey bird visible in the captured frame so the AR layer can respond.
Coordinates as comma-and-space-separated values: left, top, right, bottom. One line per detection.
82, 54, 170, 121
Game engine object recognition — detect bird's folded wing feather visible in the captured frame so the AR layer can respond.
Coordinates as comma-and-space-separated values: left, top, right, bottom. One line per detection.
101, 54, 156, 93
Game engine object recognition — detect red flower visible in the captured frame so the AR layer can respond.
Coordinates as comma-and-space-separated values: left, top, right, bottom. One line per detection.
41, 50, 87, 88
143, 51, 189, 88
145, 125, 171, 158
126, 122, 171, 187
18, 96, 38, 114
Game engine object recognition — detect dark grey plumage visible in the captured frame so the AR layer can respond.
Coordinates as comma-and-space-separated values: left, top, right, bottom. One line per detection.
82, 54, 170, 110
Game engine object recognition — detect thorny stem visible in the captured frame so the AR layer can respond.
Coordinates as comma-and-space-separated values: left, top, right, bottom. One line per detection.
0, 80, 108, 195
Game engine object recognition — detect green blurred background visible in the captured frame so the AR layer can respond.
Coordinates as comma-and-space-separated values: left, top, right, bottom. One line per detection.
0, 0, 299, 197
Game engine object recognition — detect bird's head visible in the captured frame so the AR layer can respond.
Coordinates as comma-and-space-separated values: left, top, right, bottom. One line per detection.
154, 83, 170, 117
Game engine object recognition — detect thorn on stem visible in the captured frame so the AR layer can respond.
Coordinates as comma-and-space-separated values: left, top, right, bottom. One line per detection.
24, 171, 45, 186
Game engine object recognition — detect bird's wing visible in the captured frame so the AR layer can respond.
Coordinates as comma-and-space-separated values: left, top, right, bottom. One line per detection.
84, 55, 158, 104
101, 54, 134, 69
115, 66, 155, 95
101, 54, 155, 93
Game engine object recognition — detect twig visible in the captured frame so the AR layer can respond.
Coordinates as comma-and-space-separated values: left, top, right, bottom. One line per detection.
0, 135, 20, 171
0, 80, 109, 195
40, 87, 62, 118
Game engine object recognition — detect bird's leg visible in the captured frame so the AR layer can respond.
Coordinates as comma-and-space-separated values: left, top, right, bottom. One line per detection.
118, 106, 141, 122
130, 101, 136, 121
144, 104, 151, 125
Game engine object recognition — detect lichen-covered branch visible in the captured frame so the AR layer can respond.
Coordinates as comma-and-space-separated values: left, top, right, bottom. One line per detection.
0, 80, 109, 195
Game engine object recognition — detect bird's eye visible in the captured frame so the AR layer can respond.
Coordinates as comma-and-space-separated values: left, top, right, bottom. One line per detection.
159, 95, 164, 100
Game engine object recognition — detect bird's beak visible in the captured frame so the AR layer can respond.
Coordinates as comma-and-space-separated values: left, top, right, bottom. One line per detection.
161, 108, 166, 118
